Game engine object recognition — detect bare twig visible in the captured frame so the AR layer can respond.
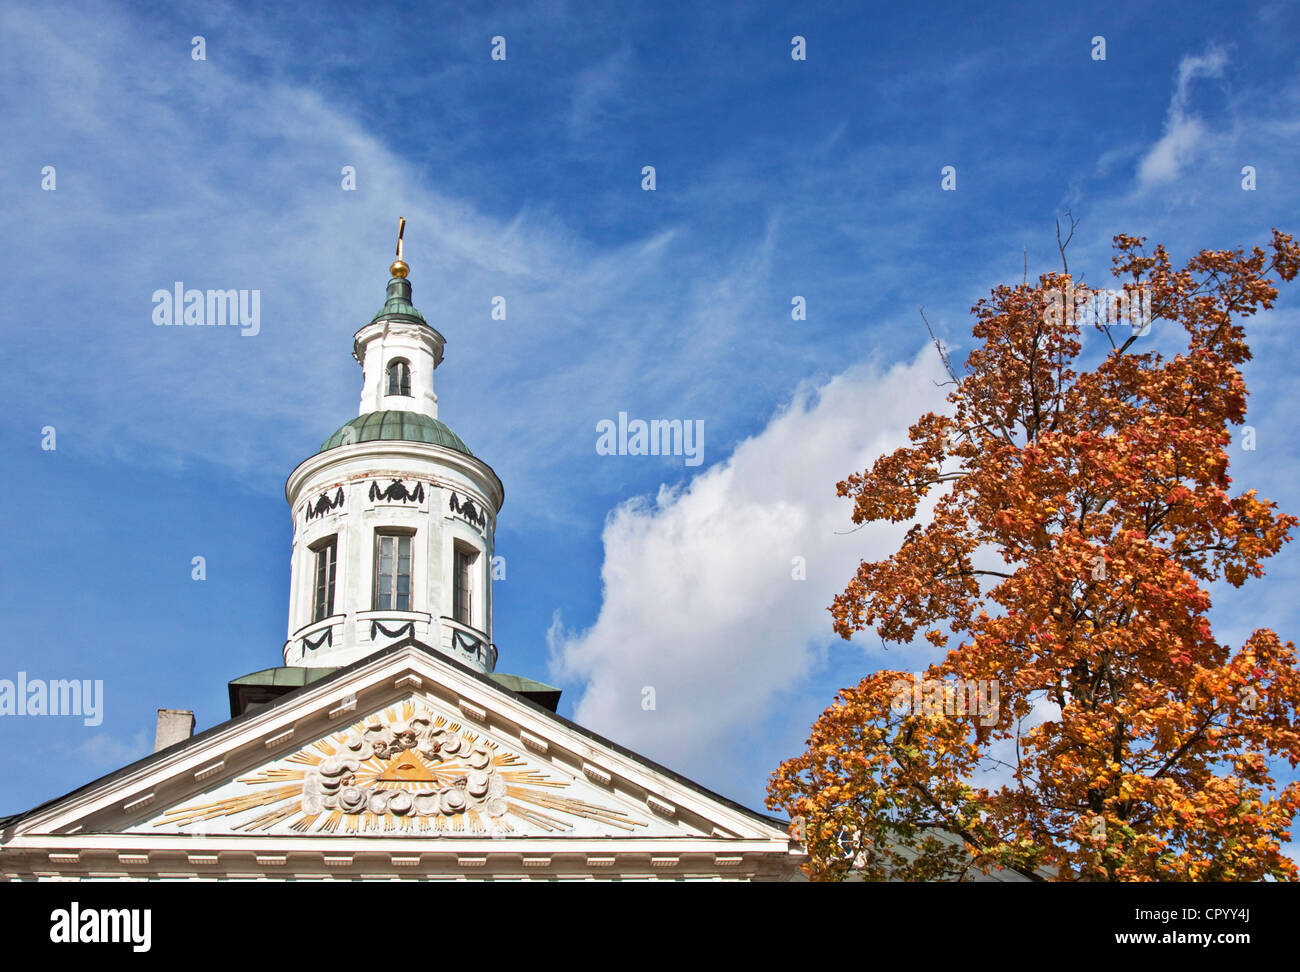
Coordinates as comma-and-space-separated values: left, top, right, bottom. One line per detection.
1056, 211, 1079, 275
919, 306, 959, 385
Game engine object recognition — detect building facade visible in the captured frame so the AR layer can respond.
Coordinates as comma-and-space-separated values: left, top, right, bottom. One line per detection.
0, 235, 805, 881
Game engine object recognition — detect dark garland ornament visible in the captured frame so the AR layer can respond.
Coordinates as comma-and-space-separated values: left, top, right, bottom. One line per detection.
305, 488, 344, 522
301, 627, 333, 653
370, 619, 416, 641
369, 479, 426, 504
451, 628, 493, 669
452, 628, 485, 656
449, 492, 488, 530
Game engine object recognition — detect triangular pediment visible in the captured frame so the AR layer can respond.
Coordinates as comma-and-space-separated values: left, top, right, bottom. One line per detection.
135, 694, 668, 839
1, 642, 801, 880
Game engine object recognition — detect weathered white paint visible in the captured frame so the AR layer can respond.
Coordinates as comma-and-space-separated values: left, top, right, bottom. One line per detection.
283, 312, 504, 672
353, 317, 444, 419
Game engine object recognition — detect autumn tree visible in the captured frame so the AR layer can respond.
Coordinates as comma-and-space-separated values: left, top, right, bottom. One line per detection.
768, 228, 1300, 881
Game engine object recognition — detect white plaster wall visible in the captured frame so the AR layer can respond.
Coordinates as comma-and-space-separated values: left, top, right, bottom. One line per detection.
354, 320, 444, 418
283, 441, 500, 672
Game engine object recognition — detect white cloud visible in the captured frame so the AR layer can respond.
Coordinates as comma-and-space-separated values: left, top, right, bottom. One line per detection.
1137, 47, 1229, 189
0, 4, 806, 526
549, 344, 952, 783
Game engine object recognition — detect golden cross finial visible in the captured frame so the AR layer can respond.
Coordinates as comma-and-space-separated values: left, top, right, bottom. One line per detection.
390, 216, 409, 278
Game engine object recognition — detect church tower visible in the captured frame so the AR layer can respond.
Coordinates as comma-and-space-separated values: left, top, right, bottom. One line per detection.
0, 219, 805, 882
281, 220, 503, 674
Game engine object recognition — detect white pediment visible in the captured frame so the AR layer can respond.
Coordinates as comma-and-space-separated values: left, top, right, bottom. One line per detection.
3, 643, 796, 872
130, 694, 678, 839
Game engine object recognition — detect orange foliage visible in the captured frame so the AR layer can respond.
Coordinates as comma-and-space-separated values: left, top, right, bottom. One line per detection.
768, 230, 1300, 881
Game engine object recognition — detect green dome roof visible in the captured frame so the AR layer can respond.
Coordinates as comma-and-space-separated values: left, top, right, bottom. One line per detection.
319, 410, 473, 456
371, 276, 427, 324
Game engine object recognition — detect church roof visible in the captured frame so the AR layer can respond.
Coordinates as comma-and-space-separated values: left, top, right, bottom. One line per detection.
319, 410, 473, 456
227, 664, 562, 716
0, 639, 794, 843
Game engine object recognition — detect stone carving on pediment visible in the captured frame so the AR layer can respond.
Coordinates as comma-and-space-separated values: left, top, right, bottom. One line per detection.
156, 700, 645, 836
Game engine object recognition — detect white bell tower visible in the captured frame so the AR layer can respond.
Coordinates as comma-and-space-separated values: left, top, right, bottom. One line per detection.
281, 220, 504, 674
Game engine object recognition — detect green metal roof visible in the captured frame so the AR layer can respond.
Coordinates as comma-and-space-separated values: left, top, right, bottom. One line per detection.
227, 663, 562, 717
227, 666, 339, 717
487, 672, 563, 706
371, 276, 427, 323
228, 667, 339, 689
319, 410, 474, 456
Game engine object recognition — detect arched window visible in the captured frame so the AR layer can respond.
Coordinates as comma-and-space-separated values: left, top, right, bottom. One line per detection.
386, 359, 411, 397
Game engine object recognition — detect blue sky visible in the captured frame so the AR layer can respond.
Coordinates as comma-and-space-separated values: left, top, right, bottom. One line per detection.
1, 0, 1298, 862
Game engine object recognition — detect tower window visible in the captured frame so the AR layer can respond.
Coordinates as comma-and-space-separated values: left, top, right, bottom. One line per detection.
311, 536, 337, 622
453, 544, 477, 626
386, 359, 412, 397
374, 531, 413, 611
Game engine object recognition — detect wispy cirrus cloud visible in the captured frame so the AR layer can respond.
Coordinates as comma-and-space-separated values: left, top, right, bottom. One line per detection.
1137, 47, 1230, 189
0, 4, 782, 523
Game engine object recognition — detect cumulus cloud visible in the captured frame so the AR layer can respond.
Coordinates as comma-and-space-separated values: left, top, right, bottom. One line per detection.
1137, 47, 1229, 189
549, 345, 952, 785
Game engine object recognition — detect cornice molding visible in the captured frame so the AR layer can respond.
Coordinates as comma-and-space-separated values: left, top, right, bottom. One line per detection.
285, 442, 504, 516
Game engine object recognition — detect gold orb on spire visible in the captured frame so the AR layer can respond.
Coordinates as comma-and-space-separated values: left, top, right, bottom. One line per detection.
390, 216, 409, 278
